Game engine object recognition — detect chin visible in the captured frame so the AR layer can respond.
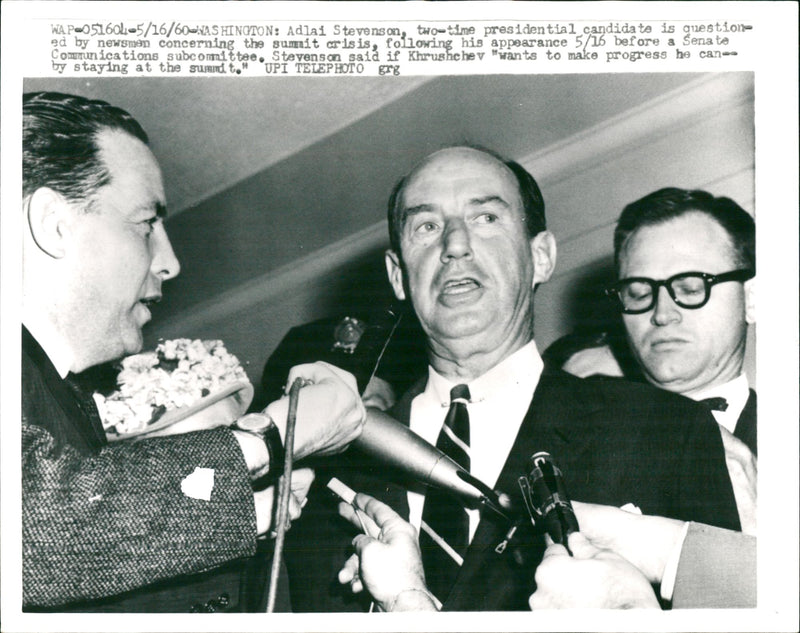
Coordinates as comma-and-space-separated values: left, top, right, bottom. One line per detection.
436, 316, 493, 340
120, 327, 145, 356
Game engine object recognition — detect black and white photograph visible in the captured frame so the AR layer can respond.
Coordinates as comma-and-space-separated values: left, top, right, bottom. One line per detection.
2, 2, 797, 632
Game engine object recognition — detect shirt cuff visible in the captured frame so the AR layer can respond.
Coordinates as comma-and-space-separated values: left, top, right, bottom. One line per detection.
660, 521, 690, 602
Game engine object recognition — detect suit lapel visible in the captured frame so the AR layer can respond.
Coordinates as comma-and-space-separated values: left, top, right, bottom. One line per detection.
490, 371, 605, 509
23, 326, 107, 453
734, 389, 757, 456
444, 371, 605, 610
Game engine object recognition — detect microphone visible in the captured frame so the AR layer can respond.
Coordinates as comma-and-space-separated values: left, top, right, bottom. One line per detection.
518, 452, 579, 553
354, 408, 509, 517
345, 303, 508, 517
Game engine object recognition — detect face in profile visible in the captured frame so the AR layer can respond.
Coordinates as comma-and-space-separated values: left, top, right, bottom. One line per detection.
385, 147, 554, 364
618, 211, 753, 396
66, 128, 180, 365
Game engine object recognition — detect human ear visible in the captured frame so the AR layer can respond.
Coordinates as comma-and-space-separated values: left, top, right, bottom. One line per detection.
25, 187, 71, 259
384, 249, 406, 301
530, 230, 557, 286
743, 276, 755, 324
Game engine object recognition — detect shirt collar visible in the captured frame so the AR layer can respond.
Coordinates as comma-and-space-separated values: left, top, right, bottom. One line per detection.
425, 340, 544, 406
23, 318, 75, 379
690, 374, 751, 433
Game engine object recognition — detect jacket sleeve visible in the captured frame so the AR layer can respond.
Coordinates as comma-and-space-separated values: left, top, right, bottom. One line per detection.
672, 523, 756, 608
22, 420, 258, 608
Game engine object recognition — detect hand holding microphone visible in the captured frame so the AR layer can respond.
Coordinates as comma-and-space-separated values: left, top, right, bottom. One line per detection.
519, 452, 580, 554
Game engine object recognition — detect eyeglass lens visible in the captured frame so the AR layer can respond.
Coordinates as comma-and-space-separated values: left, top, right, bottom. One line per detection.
621, 275, 707, 311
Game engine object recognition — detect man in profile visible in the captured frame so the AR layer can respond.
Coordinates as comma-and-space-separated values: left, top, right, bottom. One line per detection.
21, 91, 365, 611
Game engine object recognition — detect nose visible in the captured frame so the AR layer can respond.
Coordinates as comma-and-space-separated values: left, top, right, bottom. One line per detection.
150, 223, 181, 281
440, 219, 472, 263
650, 284, 681, 326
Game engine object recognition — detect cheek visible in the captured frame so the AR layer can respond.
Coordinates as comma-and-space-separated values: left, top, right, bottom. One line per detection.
96, 239, 152, 299
403, 250, 435, 290
622, 316, 648, 344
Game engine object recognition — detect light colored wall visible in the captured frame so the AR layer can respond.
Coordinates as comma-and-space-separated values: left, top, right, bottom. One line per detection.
525, 72, 755, 385
151, 73, 755, 390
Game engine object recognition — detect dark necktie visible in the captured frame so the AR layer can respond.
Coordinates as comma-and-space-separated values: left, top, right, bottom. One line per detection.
65, 374, 108, 445
420, 384, 471, 601
700, 396, 729, 412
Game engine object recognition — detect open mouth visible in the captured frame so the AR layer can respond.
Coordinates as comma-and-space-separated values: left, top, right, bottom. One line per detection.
441, 278, 481, 295
138, 296, 161, 317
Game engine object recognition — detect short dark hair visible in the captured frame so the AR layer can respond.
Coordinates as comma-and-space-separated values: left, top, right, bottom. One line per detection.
387, 146, 547, 254
613, 187, 755, 274
23, 91, 149, 206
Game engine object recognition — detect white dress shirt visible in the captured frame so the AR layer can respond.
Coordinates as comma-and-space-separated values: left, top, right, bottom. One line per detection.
690, 374, 751, 433
407, 340, 544, 541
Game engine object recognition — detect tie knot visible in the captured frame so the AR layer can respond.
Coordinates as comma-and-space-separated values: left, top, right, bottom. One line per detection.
700, 396, 729, 412
449, 384, 471, 405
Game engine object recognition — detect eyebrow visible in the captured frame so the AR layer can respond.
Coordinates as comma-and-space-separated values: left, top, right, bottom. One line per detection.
401, 203, 435, 222
402, 195, 510, 222
468, 195, 510, 209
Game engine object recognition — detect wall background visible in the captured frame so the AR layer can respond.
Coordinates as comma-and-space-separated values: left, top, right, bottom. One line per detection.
148, 73, 755, 397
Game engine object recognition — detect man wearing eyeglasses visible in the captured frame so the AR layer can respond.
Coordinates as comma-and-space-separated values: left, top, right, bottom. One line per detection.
606, 188, 757, 534
607, 188, 756, 455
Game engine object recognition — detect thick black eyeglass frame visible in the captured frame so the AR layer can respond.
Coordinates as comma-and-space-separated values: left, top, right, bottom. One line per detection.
605, 268, 754, 314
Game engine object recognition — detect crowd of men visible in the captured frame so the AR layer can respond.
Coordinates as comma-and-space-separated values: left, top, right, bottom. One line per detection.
20, 91, 757, 613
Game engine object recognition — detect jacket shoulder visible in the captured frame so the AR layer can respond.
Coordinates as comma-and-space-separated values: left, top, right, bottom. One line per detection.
538, 370, 714, 430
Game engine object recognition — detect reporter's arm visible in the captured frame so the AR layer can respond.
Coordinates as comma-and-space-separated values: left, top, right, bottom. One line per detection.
672, 523, 756, 608
571, 501, 756, 608
337, 492, 440, 612
571, 500, 686, 584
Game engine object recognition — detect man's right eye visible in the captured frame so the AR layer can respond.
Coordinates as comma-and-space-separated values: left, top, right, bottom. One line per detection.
625, 284, 652, 301
414, 221, 438, 234
141, 217, 158, 236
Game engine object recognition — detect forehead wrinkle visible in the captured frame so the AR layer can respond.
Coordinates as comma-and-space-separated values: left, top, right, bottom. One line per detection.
468, 195, 510, 209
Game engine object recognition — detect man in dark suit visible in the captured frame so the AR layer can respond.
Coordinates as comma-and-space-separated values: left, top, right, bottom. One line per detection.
285, 146, 741, 612
21, 92, 366, 612
607, 188, 757, 456
606, 188, 757, 534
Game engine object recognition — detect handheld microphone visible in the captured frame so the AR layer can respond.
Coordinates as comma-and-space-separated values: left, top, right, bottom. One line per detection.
518, 452, 579, 553
354, 409, 509, 518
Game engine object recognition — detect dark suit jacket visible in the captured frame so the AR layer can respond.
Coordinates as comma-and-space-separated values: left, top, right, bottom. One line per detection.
734, 390, 757, 456
21, 327, 271, 612
285, 368, 740, 612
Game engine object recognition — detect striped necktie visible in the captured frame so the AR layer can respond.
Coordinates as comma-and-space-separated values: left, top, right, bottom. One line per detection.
420, 383, 471, 601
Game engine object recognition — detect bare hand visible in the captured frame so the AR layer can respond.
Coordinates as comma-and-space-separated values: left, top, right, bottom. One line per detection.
337, 493, 438, 612
529, 532, 659, 610
265, 362, 366, 459
254, 467, 315, 537
718, 426, 757, 535
570, 501, 685, 584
